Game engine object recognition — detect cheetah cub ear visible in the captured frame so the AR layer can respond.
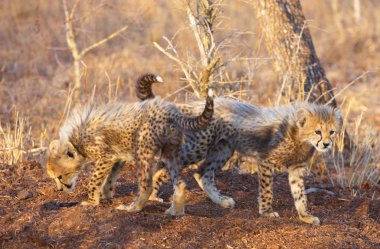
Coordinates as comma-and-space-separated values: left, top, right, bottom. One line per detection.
48, 140, 77, 159
48, 140, 60, 156
296, 108, 310, 128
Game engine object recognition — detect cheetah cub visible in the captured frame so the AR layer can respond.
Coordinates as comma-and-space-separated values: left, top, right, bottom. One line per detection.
137, 77, 342, 225
46, 76, 214, 214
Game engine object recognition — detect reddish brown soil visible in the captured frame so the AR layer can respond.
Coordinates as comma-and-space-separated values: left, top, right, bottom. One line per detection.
0, 162, 379, 249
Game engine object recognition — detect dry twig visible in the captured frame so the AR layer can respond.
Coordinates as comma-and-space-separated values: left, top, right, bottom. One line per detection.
154, 0, 224, 99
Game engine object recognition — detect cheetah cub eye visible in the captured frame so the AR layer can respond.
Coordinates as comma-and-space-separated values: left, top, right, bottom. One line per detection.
67, 151, 75, 158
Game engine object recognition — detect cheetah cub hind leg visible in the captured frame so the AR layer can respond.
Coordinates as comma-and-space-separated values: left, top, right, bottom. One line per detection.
165, 180, 186, 216
193, 141, 236, 209
148, 168, 170, 203
194, 172, 236, 209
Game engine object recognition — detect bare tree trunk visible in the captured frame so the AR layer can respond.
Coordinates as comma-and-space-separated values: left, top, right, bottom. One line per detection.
254, 0, 337, 107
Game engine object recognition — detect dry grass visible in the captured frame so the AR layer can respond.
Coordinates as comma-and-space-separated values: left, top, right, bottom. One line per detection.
0, 112, 46, 165
328, 101, 380, 190
0, 0, 379, 191
0, 112, 31, 165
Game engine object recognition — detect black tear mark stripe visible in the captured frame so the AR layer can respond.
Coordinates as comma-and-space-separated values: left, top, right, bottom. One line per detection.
316, 133, 322, 147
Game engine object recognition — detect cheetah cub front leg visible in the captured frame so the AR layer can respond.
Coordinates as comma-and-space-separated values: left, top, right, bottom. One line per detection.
258, 166, 279, 218
288, 166, 320, 225
81, 159, 113, 206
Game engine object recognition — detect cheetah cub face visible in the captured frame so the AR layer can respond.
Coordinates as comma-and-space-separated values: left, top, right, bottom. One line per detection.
46, 140, 85, 191
296, 106, 342, 153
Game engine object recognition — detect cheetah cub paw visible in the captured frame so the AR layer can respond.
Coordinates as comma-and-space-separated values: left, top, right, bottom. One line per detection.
116, 203, 143, 212
149, 195, 164, 203
165, 205, 185, 216
299, 215, 320, 225
220, 197, 236, 209
261, 211, 280, 218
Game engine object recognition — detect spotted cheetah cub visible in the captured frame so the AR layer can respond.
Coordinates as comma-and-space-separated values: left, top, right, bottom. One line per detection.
46, 76, 214, 213
138, 77, 342, 225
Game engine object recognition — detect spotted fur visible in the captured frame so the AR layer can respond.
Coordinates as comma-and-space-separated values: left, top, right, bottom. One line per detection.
137, 77, 342, 224
46, 84, 213, 213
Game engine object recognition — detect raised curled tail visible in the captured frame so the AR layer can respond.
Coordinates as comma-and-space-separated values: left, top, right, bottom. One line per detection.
136, 73, 163, 100
175, 88, 214, 130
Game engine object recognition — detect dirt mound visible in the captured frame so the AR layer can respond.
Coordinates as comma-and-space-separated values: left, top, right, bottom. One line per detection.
0, 162, 379, 248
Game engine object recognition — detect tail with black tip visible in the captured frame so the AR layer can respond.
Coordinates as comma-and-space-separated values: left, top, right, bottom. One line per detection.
135, 73, 163, 100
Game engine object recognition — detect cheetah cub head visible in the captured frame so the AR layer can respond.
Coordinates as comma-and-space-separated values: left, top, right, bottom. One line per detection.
46, 140, 85, 191
296, 105, 343, 153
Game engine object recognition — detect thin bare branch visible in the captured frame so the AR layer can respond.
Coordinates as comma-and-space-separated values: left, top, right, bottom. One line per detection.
69, 0, 80, 21
153, 0, 224, 98
79, 25, 128, 57
62, 0, 79, 59
185, 1, 208, 66
153, 41, 201, 97
305, 188, 335, 196
326, 70, 376, 105
0, 147, 47, 154
164, 84, 192, 100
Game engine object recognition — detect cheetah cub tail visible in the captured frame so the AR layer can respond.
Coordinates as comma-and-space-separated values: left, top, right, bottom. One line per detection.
176, 86, 214, 131
136, 73, 163, 100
